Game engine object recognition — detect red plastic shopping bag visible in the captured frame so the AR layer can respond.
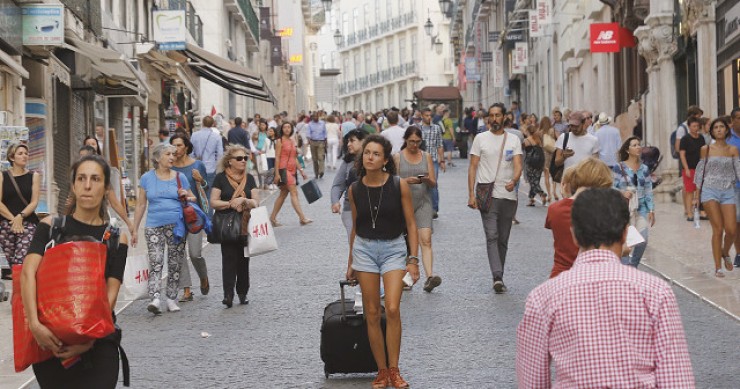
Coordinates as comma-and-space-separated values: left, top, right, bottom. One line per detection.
11, 241, 115, 372
12, 264, 54, 372
35, 241, 115, 344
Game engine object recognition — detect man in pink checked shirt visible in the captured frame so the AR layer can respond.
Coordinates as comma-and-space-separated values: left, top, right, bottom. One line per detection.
516, 188, 695, 389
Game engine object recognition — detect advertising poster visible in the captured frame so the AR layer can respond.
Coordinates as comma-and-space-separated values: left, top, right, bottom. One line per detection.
153, 10, 186, 50
21, 4, 63, 46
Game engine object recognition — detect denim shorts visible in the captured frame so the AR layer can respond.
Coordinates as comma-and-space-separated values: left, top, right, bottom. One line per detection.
701, 187, 735, 205
735, 187, 740, 222
443, 139, 455, 152
352, 235, 407, 275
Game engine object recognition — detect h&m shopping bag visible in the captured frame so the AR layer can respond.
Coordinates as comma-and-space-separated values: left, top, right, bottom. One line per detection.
248, 206, 278, 257
120, 253, 149, 301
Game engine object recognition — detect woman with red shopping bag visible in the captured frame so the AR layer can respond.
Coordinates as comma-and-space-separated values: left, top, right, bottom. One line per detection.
19, 155, 130, 388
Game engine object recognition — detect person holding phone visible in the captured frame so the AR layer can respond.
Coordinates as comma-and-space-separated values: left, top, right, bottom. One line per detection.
554, 111, 600, 171
393, 126, 441, 292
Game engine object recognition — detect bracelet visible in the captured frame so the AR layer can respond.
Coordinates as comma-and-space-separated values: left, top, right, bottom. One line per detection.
406, 256, 419, 265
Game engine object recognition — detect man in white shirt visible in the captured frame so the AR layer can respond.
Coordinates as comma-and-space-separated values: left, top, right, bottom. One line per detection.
593, 113, 622, 168
468, 103, 523, 294
554, 111, 600, 171
380, 111, 405, 154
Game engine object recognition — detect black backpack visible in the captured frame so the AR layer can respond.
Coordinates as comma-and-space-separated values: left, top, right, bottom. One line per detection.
670, 123, 687, 159
525, 145, 545, 169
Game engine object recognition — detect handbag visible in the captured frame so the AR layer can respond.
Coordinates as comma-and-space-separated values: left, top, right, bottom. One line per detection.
475, 132, 507, 212
549, 132, 570, 183
120, 253, 149, 301
247, 206, 278, 257
207, 173, 249, 244
176, 174, 205, 234
5, 171, 35, 219
618, 162, 639, 213
301, 179, 323, 204
542, 131, 556, 153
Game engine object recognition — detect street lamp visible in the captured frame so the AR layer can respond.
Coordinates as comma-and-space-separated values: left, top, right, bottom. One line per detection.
424, 16, 442, 54
439, 0, 452, 15
424, 18, 434, 37
434, 37, 443, 54
333, 29, 342, 46
321, 0, 332, 13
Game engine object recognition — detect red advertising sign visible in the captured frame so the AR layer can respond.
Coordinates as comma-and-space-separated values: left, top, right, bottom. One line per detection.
590, 23, 636, 53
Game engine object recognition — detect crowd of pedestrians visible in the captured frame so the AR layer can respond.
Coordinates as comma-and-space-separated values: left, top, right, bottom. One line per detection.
9, 99, 740, 388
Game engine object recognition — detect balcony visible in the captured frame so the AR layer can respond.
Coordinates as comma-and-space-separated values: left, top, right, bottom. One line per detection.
338, 13, 417, 50
225, 0, 259, 50
338, 61, 417, 97
185, 2, 204, 46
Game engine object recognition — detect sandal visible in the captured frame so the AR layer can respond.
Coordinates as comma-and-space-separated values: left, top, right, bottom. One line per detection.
270, 218, 282, 227
388, 367, 409, 389
179, 291, 194, 302
715, 269, 726, 278
372, 369, 389, 389
299, 218, 313, 226
724, 256, 734, 271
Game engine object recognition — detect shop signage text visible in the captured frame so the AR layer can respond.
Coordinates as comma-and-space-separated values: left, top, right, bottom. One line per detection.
590, 23, 635, 53
724, 2, 740, 46
21, 4, 63, 46
153, 10, 186, 51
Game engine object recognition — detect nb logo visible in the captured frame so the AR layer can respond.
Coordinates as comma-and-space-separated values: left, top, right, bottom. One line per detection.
597, 31, 614, 40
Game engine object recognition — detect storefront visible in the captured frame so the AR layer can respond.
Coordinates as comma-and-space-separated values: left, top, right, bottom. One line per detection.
0, 0, 25, 126
718, 0, 740, 114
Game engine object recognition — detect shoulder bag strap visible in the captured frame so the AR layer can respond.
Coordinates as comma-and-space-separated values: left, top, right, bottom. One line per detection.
196, 131, 213, 160
491, 132, 508, 183
6, 171, 30, 207
618, 162, 629, 184
698, 147, 709, 195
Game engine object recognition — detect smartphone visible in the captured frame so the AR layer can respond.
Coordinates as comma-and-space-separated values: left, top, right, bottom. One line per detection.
417, 174, 426, 179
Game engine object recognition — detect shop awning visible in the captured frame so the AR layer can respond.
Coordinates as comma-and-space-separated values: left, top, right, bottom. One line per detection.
180, 43, 274, 103
65, 36, 150, 95
0, 49, 29, 79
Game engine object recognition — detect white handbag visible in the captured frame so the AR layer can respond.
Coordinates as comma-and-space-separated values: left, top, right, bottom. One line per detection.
248, 206, 278, 257
120, 253, 149, 301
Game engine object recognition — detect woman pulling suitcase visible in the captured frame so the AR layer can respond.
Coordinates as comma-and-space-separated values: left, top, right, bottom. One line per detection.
346, 135, 420, 388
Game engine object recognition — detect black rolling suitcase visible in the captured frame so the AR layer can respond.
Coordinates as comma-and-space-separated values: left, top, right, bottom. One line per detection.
320, 280, 386, 378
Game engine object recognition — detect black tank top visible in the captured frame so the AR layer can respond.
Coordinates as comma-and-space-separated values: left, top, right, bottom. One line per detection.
2, 171, 39, 223
352, 175, 404, 240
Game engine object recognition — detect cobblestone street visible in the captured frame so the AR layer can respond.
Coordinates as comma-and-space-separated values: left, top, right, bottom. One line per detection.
112, 160, 740, 388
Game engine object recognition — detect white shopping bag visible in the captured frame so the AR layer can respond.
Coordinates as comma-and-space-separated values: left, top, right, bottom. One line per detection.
120, 253, 149, 301
247, 206, 278, 257
257, 153, 268, 173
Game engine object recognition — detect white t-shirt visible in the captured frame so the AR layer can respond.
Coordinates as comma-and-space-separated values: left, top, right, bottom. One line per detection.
382, 125, 406, 154
675, 121, 688, 140
470, 131, 523, 201
555, 132, 600, 170
326, 123, 341, 141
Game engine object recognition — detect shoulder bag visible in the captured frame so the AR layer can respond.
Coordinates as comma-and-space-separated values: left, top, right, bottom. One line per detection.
549, 132, 570, 183
475, 133, 507, 212
5, 171, 35, 219
207, 174, 249, 244
176, 174, 205, 234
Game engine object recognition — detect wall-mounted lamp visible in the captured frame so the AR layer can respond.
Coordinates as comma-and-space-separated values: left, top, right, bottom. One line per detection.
424, 16, 444, 55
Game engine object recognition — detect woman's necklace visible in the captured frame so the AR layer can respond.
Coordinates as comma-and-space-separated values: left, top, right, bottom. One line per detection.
366, 182, 384, 229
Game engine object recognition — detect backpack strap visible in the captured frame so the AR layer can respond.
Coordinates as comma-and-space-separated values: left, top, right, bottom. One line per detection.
47, 215, 67, 248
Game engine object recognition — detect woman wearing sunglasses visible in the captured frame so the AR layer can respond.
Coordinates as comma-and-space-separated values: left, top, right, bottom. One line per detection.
612, 137, 655, 268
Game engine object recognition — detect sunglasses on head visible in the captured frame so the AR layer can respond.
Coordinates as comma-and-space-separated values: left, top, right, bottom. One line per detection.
233, 156, 248, 161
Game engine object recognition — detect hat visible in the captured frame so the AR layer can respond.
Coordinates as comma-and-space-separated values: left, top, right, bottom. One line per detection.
568, 111, 585, 126
552, 107, 562, 114
596, 112, 611, 126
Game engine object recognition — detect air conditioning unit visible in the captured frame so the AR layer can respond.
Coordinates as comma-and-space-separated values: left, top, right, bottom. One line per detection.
0, 111, 7, 126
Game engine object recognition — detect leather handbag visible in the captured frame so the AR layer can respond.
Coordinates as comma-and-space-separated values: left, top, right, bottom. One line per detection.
550, 132, 570, 183
176, 174, 204, 234
208, 210, 244, 244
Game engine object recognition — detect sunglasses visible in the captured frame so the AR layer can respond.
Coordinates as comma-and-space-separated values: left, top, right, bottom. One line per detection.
233, 156, 248, 161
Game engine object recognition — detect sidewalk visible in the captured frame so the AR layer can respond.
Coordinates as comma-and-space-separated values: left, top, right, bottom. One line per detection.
642, 200, 740, 320
0, 187, 278, 389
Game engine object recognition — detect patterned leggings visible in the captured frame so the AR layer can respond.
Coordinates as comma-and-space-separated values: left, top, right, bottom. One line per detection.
526, 165, 545, 199
145, 224, 185, 300
0, 220, 37, 265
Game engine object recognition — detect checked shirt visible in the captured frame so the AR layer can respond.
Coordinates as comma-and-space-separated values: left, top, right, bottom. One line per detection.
516, 249, 695, 389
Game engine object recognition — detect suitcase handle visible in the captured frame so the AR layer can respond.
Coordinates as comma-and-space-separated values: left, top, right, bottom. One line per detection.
339, 280, 358, 322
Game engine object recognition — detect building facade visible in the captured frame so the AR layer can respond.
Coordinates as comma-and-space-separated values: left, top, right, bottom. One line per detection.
335, 0, 454, 112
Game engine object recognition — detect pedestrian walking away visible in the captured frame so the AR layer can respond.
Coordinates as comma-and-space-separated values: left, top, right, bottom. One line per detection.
22, 155, 130, 388
517, 188, 695, 388
468, 103, 523, 293
346, 134, 419, 389
210, 145, 259, 307
271, 122, 312, 226
693, 118, 740, 277
133, 143, 196, 315
394, 126, 441, 292
326, 115, 342, 171
539, 116, 558, 203
613, 137, 655, 268
546, 158, 614, 278
522, 125, 547, 206
191, 116, 224, 196
170, 134, 210, 299
0, 142, 40, 279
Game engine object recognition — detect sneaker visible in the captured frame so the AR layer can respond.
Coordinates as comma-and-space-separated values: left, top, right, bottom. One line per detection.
166, 299, 181, 312
433, 212, 439, 220
493, 280, 507, 294
423, 275, 442, 293
147, 298, 162, 315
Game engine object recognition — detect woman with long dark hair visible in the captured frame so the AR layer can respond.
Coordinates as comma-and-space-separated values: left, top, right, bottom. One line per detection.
393, 126, 441, 292
331, 129, 368, 238
22, 155, 129, 388
83, 135, 103, 156
694, 118, 740, 277
270, 121, 311, 226
612, 136, 655, 267
170, 133, 210, 300
346, 135, 419, 388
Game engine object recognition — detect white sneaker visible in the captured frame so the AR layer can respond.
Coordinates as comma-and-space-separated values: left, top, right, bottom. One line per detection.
166, 299, 181, 312
147, 298, 162, 315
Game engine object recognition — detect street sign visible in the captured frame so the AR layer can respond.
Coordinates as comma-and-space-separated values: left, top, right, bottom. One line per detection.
488, 31, 500, 43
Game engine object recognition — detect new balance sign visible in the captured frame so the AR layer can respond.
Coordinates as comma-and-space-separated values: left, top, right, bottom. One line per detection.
589, 23, 635, 53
